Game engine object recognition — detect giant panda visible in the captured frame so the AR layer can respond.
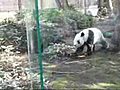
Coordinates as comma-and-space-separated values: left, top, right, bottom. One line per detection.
73, 28, 109, 55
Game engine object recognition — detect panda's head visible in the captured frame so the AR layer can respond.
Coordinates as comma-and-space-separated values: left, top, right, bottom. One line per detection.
73, 32, 85, 48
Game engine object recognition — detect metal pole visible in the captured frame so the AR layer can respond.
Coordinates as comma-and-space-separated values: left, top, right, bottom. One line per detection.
35, 0, 44, 89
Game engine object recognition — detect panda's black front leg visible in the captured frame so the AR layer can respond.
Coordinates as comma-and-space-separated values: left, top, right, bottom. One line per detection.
76, 46, 84, 53
86, 43, 92, 55
74, 45, 84, 56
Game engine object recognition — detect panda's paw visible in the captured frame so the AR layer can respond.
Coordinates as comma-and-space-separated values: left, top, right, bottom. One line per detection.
86, 51, 92, 56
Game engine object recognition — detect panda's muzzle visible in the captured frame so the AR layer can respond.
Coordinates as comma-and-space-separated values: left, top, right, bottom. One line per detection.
74, 44, 78, 47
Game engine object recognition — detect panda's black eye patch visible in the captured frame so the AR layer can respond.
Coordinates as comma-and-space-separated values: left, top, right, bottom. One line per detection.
77, 40, 80, 44
81, 32, 84, 37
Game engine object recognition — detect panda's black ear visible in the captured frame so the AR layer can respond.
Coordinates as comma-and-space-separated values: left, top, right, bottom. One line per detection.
74, 32, 77, 35
81, 32, 84, 37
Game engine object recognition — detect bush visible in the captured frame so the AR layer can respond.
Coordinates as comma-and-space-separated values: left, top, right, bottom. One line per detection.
40, 8, 63, 23
40, 8, 94, 29
41, 25, 63, 48
0, 19, 27, 52
63, 9, 94, 29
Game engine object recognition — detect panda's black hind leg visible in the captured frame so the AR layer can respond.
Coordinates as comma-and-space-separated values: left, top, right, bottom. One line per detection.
92, 44, 95, 52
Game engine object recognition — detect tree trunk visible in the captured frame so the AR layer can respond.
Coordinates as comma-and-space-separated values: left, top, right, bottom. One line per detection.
64, 0, 69, 8
112, 24, 120, 44
108, 0, 113, 14
84, 0, 87, 14
55, 0, 70, 9
98, 0, 103, 11
114, 0, 120, 23
40, 0, 43, 9
116, 0, 120, 15
111, 0, 120, 51
18, 0, 22, 11
55, 0, 63, 9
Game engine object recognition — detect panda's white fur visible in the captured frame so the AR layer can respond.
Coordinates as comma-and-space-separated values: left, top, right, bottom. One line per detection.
73, 28, 109, 52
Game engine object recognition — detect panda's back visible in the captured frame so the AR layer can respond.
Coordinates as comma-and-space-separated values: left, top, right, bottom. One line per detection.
88, 28, 104, 44
81, 28, 103, 44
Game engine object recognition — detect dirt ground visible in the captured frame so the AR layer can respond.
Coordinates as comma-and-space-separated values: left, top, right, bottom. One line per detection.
44, 51, 120, 89
1, 44, 119, 89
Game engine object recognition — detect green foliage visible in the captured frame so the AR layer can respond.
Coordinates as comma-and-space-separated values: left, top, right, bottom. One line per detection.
64, 9, 93, 29
40, 8, 63, 23
42, 26, 63, 49
0, 19, 27, 52
40, 8, 94, 29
